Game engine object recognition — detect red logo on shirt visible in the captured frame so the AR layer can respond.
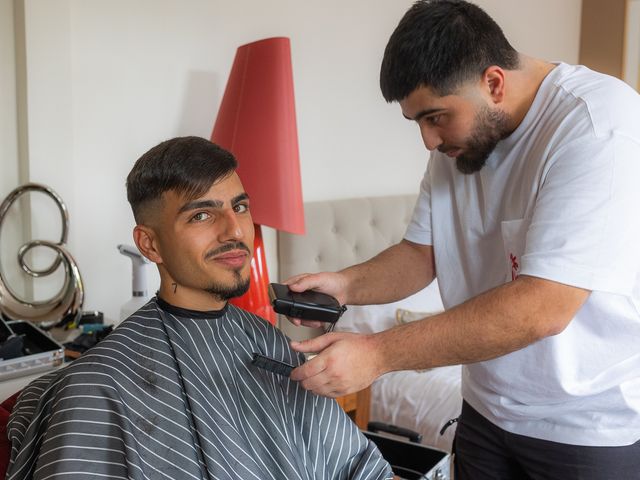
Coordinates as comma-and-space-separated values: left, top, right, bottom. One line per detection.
510, 253, 520, 281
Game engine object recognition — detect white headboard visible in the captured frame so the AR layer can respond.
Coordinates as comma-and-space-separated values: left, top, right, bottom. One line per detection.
277, 194, 421, 340
278, 195, 418, 278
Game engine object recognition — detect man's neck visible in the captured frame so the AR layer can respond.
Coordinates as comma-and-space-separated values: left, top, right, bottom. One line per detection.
505, 55, 556, 131
158, 282, 227, 312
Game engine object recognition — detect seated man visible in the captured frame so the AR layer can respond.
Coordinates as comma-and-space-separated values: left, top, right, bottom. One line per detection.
6, 137, 392, 480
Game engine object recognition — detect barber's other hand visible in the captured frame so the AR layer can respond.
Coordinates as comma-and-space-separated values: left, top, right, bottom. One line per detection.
284, 272, 348, 328
289, 332, 383, 397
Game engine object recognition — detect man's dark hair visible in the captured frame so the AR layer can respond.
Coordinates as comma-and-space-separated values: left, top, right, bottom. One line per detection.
380, 0, 520, 101
126, 136, 237, 223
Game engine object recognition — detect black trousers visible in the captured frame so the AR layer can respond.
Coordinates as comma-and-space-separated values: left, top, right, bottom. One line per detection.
454, 401, 640, 480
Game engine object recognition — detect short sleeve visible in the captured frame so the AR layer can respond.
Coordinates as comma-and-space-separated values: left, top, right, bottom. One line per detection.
520, 134, 640, 295
404, 156, 434, 245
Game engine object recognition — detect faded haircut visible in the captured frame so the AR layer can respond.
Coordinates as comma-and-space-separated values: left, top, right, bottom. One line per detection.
380, 0, 520, 101
126, 136, 237, 224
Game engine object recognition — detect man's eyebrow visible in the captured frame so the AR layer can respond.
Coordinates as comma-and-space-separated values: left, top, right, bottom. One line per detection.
177, 193, 249, 214
178, 199, 223, 214
403, 108, 446, 121
231, 193, 250, 205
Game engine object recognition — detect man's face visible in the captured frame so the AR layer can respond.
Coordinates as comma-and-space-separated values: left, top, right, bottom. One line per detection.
399, 84, 511, 174
152, 172, 254, 304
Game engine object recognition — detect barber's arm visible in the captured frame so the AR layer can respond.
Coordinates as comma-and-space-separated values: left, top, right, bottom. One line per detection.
289, 275, 589, 397
285, 239, 435, 327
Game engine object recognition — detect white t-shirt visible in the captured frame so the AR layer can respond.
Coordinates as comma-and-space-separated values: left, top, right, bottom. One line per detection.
405, 63, 640, 446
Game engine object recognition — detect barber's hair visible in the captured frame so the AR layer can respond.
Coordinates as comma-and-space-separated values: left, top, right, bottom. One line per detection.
126, 136, 237, 224
380, 0, 520, 101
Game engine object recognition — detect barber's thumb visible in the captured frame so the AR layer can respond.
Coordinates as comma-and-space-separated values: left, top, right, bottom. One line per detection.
290, 334, 334, 353
286, 276, 313, 292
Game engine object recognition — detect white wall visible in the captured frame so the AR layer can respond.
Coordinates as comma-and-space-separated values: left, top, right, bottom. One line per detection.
0, 0, 26, 298
11, 0, 581, 322
0, 0, 19, 201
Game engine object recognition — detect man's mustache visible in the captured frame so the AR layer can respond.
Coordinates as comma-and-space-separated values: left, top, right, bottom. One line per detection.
205, 242, 251, 260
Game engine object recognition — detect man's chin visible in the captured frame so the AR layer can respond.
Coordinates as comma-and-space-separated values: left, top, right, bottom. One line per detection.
456, 154, 488, 174
230, 278, 251, 299
205, 274, 251, 302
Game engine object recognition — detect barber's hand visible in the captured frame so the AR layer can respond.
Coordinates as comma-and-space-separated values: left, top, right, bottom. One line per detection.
283, 272, 348, 328
289, 332, 383, 398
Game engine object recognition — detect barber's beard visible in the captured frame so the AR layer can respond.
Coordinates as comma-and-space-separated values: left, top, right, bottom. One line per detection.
454, 107, 511, 174
205, 271, 250, 302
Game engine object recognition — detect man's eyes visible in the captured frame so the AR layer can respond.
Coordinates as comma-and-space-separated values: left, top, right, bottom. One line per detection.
417, 114, 443, 127
189, 212, 211, 222
426, 115, 441, 125
188, 204, 248, 222
234, 203, 249, 214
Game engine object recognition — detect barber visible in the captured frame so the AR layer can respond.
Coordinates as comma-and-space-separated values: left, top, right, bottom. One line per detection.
286, 1, 640, 479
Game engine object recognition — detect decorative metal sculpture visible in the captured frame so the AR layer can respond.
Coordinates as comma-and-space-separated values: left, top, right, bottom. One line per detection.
0, 183, 84, 325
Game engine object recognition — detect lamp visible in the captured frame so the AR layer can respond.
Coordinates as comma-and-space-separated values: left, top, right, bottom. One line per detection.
211, 37, 305, 325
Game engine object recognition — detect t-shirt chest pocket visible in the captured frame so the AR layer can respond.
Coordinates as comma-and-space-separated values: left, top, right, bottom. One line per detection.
500, 218, 527, 282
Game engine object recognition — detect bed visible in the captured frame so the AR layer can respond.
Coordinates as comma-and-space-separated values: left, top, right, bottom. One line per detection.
277, 194, 462, 453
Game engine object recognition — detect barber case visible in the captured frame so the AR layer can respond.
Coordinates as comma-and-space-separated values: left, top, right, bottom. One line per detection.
0, 319, 64, 381
365, 423, 451, 480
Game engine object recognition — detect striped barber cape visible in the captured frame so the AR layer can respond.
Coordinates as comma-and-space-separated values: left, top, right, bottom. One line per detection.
6, 298, 392, 480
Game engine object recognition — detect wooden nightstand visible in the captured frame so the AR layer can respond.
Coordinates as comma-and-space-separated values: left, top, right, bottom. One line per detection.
335, 386, 371, 430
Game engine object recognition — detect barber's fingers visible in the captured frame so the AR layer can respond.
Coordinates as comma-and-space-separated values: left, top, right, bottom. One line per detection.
290, 331, 342, 355
286, 273, 325, 293
284, 315, 325, 329
292, 352, 328, 380
300, 319, 327, 329
283, 273, 311, 287
284, 272, 346, 304
293, 360, 356, 398
292, 359, 339, 397
290, 332, 377, 397
282, 273, 342, 327
290, 333, 344, 385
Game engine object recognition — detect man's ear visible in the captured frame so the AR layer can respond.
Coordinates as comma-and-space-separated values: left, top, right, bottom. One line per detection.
483, 65, 506, 104
133, 225, 163, 264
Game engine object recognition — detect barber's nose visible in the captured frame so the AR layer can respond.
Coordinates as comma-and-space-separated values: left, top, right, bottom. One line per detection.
420, 126, 442, 152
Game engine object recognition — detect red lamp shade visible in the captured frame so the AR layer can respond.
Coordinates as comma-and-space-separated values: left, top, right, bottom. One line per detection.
212, 37, 304, 233
211, 37, 305, 324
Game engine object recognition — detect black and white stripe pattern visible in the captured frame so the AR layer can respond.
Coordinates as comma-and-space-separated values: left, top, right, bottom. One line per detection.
6, 299, 392, 479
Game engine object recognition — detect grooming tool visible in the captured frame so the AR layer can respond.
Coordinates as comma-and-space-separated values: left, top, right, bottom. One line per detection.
268, 283, 346, 323
117, 244, 151, 321
251, 352, 295, 377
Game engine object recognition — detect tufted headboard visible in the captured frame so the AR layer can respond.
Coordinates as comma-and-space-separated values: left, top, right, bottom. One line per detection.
277, 194, 419, 340
277, 195, 417, 278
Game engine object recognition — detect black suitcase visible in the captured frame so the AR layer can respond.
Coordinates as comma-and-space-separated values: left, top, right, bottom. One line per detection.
365, 423, 451, 480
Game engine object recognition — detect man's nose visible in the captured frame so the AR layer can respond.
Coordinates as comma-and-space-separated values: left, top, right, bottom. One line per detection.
420, 126, 442, 151
219, 211, 244, 241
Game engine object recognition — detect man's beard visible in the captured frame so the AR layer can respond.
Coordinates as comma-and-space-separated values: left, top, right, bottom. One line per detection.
205, 271, 250, 302
450, 106, 511, 174
203, 241, 251, 301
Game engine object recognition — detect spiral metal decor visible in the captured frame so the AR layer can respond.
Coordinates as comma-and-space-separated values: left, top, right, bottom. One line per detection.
0, 183, 84, 325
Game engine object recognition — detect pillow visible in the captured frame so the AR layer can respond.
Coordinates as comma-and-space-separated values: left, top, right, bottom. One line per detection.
334, 280, 444, 334
334, 303, 397, 334
395, 308, 441, 325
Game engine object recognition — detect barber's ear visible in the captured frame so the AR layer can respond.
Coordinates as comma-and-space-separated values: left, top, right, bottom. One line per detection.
133, 225, 163, 264
483, 66, 505, 103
